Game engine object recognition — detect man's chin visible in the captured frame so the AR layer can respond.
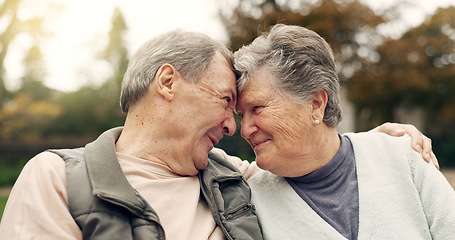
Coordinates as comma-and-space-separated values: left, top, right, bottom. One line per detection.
196, 161, 209, 171
195, 155, 209, 171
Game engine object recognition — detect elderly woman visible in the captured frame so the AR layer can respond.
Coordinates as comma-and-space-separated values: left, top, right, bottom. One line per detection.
233, 24, 455, 239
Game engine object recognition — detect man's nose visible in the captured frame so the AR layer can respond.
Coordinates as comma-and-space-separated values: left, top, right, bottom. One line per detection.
222, 110, 237, 136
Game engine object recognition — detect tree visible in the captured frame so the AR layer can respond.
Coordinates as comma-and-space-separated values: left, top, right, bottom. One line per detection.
0, 0, 23, 99
20, 44, 55, 100
220, 0, 390, 76
0, 93, 61, 141
98, 7, 129, 100
94, 7, 129, 130
44, 7, 129, 138
0, 0, 62, 141
0, 0, 59, 99
99, 7, 129, 78
346, 6, 455, 166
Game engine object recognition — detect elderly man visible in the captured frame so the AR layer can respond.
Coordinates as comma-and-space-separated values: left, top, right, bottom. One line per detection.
0, 30, 262, 240
0, 29, 435, 240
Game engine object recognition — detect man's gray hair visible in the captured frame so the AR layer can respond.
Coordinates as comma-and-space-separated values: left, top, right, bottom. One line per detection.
234, 24, 342, 127
120, 29, 234, 113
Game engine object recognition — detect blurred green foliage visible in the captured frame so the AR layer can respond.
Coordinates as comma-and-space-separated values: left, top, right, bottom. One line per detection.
0, 195, 8, 218
0, 4, 129, 189
0, 155, 27, 187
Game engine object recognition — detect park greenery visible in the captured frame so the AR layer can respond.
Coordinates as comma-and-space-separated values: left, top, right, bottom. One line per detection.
0, 0, 455, 187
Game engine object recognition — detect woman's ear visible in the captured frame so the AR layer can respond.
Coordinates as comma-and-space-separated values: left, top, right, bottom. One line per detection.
311, 89, 328, 120
155, 64, 176, 101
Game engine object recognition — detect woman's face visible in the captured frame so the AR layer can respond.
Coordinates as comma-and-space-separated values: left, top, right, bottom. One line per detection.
236, 68, 319, 176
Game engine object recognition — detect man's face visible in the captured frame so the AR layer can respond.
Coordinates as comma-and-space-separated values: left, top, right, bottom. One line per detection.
171, 52, 237, 175
236, 68, 315, 176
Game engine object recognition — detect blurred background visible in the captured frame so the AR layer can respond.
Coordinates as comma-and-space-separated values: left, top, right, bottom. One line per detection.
1, 0, 454, 217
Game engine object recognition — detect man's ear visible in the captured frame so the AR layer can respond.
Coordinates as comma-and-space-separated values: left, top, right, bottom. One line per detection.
311, 89, 328, 120
155, 64, 176, 101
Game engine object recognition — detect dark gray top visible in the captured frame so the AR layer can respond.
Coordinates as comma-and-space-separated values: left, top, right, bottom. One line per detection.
286, 135, 359, 240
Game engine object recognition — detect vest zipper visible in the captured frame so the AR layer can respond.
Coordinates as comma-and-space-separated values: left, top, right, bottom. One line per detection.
224, 203, 255, 220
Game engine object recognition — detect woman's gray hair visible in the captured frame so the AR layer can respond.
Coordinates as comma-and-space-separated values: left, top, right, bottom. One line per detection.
120, 29, 234, 113
234, 24, 342, 127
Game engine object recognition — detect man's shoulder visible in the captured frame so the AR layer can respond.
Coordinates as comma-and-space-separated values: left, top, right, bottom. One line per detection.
15, 151, 67, 191
30, 151, 67, 170
48, 147, 85, 161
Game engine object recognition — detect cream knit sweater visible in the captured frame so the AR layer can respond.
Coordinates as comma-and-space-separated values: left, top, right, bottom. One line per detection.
248, 132, 455, 239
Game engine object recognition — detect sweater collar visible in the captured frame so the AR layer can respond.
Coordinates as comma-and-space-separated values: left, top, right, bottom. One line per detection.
287, 134, 353, 182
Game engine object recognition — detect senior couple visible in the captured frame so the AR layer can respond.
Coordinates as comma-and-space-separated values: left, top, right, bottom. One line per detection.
1, 24, 453, 239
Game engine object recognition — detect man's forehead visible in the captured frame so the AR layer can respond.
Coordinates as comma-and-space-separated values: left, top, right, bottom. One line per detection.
224, 74, 238, 101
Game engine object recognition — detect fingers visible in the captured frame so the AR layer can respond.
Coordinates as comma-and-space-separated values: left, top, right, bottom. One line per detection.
372, 122, 439, 169
421, 135, 432, 162
407, 127, 424, 153
430, 151, 440, 170
369, 122, 406, 136
404, 127, 439, 170
377, 123, 424, 153
400, 126, 440, 170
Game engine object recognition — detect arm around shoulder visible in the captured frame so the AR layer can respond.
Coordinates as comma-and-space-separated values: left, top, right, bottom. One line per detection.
210, 148, 261, 179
